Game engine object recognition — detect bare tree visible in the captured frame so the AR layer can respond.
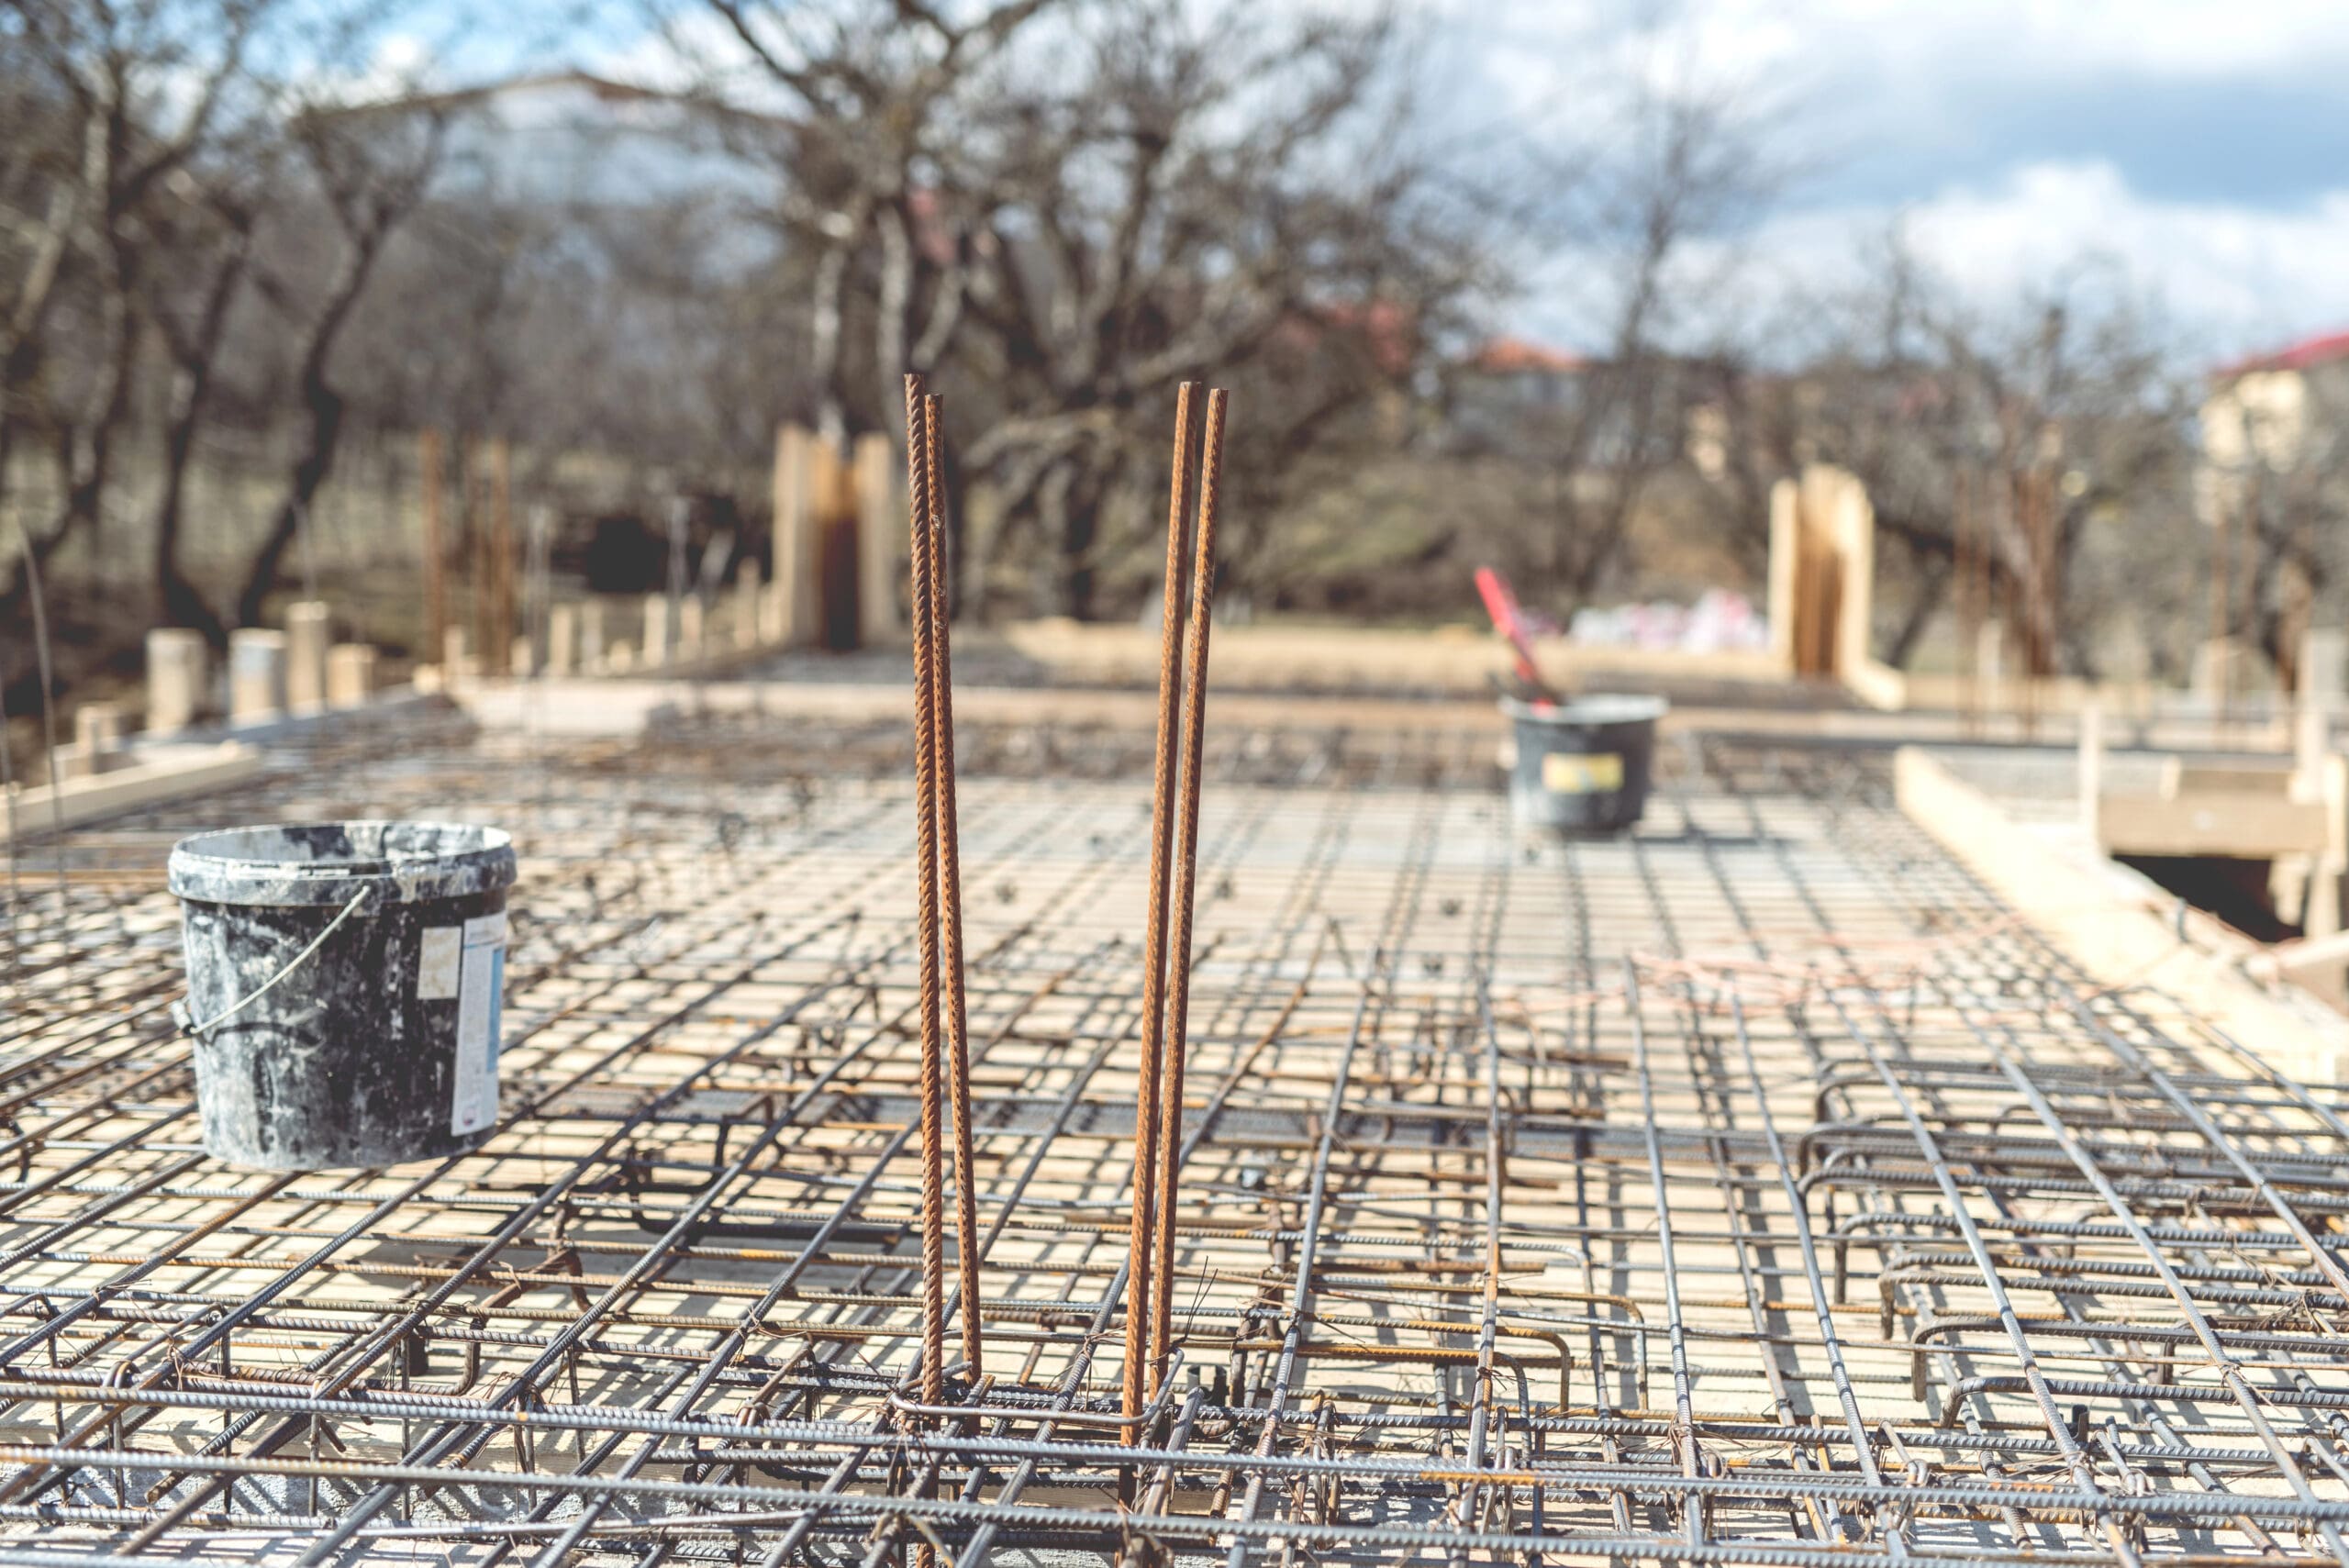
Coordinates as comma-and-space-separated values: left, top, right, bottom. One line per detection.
1459, 58, 1783, 617
233, 102, 445, 626
144, 169, 260, 639
946, 0, 1474, 617
2201, 353, 2349, 689
0, 0, 262, 617
685, 0, 1057, 443
1784, 240, 2196, 676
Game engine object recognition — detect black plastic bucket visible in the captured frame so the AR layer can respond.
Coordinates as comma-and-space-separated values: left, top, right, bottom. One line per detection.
168, 822, 518, 1170
1502, 695, 1668, 835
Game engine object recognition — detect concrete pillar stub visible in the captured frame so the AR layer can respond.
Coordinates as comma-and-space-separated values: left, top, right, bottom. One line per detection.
326, 644, 377, 706
442, 627, 473, 687
2192, 638, 2234, 707
546, 604, 578, 675
229, 629, 289, 724
608, 640, 636, 673
510, 636, 536, 679
2303, 626, 2345, 711
736, 563, 764, 649
285, 601, 331, 712
679, 597, 704, 657
146, 628, 207, 734
580, 600, 607, 672
643, 596, 673, 666
2077, 700, 2104, 840
74, 702, 124, 756
66, 703, 127, 779
852, 431, 900, 644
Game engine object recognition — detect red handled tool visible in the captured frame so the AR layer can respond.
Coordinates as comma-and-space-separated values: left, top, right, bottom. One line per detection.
1475, 566, 1563, 707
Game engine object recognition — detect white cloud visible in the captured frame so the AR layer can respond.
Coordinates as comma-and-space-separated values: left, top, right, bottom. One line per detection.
1460, 0, 2349, 91
1733, 160, 2349, 361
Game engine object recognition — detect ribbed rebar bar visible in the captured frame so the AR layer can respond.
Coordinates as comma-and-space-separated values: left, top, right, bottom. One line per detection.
922, 391, 984, 1387
16, 685, 2349, 1568
1122, 382, 1199, 1435
1147, 386, 1226, 1389
902, 373, 947, 1417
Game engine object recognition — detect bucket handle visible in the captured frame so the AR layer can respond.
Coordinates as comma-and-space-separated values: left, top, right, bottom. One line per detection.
173, 888, 371, 1040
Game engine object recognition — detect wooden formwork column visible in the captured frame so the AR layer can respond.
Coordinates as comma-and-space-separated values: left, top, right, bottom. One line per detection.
420, 430, 446, 668
488, 438, 516, 675
1773, 466, 1882, 687
1826, 468, 1876, 680
772, 423, 820, 647
1766, 478, 1798, 675
853, 432, 902, 644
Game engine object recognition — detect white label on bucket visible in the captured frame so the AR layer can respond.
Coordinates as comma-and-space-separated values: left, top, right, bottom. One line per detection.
451, 913, 507, 1135
417, 927, 462, 1000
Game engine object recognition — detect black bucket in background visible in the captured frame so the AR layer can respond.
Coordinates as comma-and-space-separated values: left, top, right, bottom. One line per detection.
1502, 695, 1668, 835
168, 821, 518, 1170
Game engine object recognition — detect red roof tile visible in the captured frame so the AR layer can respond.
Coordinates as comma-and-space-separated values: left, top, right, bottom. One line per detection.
2218, 329, 2349, 379
1470, 336, 1586, 375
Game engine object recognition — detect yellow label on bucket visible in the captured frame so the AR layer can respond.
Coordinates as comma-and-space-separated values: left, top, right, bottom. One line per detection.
1542, 751, 1623, 794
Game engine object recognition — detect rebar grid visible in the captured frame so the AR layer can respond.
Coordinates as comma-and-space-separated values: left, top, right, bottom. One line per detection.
2, 710, 2348, 1567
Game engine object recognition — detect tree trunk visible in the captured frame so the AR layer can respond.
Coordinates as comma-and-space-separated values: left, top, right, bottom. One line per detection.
152, 246, 248, 647
875, 201, 912, 424
237, 382, 345, 628
1049, 462, 1105, 621
1885, 551, 1951, 670
807, 199, 869, 446
0, 281, 138, 615
235, 238, 382, 626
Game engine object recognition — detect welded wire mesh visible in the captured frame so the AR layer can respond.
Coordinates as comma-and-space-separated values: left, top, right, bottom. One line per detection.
0, 707, 2346, 1566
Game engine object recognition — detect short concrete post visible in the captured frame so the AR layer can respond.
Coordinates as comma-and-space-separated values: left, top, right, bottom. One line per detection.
326, 644, 377, 706
2192, 637, 2232, 708
736, 563, 764, 650
285, 601, 331, 712
679, 597, 705, 659
580, 600, 607, 673
2299, 704, 2328, 791
145, 629, 207, 734
546, 604, 577, 675
607, 640, 636, 673
759, 580, 786, 644
229, 629, 289, 724
643, 595, 673, 667
2304, 626, 2345, 715
74, 702, 123, 757
67, 703, 126, 779
510, 635, 536, 679
1975, 622, 2005, 718
2077, 699, 2103, 842
442, 627, 473, 687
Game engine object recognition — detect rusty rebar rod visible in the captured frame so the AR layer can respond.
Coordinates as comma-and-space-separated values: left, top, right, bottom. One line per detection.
1121, 382, 1201, 1435
922, 391, 984, 1386
1147, 386, 1227, 1390
903, 373, 948, 1418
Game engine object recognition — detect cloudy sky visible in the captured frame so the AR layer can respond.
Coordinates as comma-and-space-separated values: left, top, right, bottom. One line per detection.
1446, 0, 2349, 364
518, 0, 2347, 365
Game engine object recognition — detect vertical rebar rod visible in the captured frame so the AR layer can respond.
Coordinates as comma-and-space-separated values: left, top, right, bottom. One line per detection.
490, 437, 516, 675
420, 429, 447, 674
922, 391, 984, 1386
1121, 383, 1200, 1436
1147, 386, 1226, 1388
903, 374, 947, 1418
14, 524, 68, 998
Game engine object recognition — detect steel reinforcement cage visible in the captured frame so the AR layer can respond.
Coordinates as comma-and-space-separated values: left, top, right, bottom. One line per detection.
0, 706, 2346, 1566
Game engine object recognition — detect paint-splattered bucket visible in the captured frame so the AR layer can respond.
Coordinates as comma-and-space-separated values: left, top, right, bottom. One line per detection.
1501, 695, 1667, 835
168, 822, 516, 1170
